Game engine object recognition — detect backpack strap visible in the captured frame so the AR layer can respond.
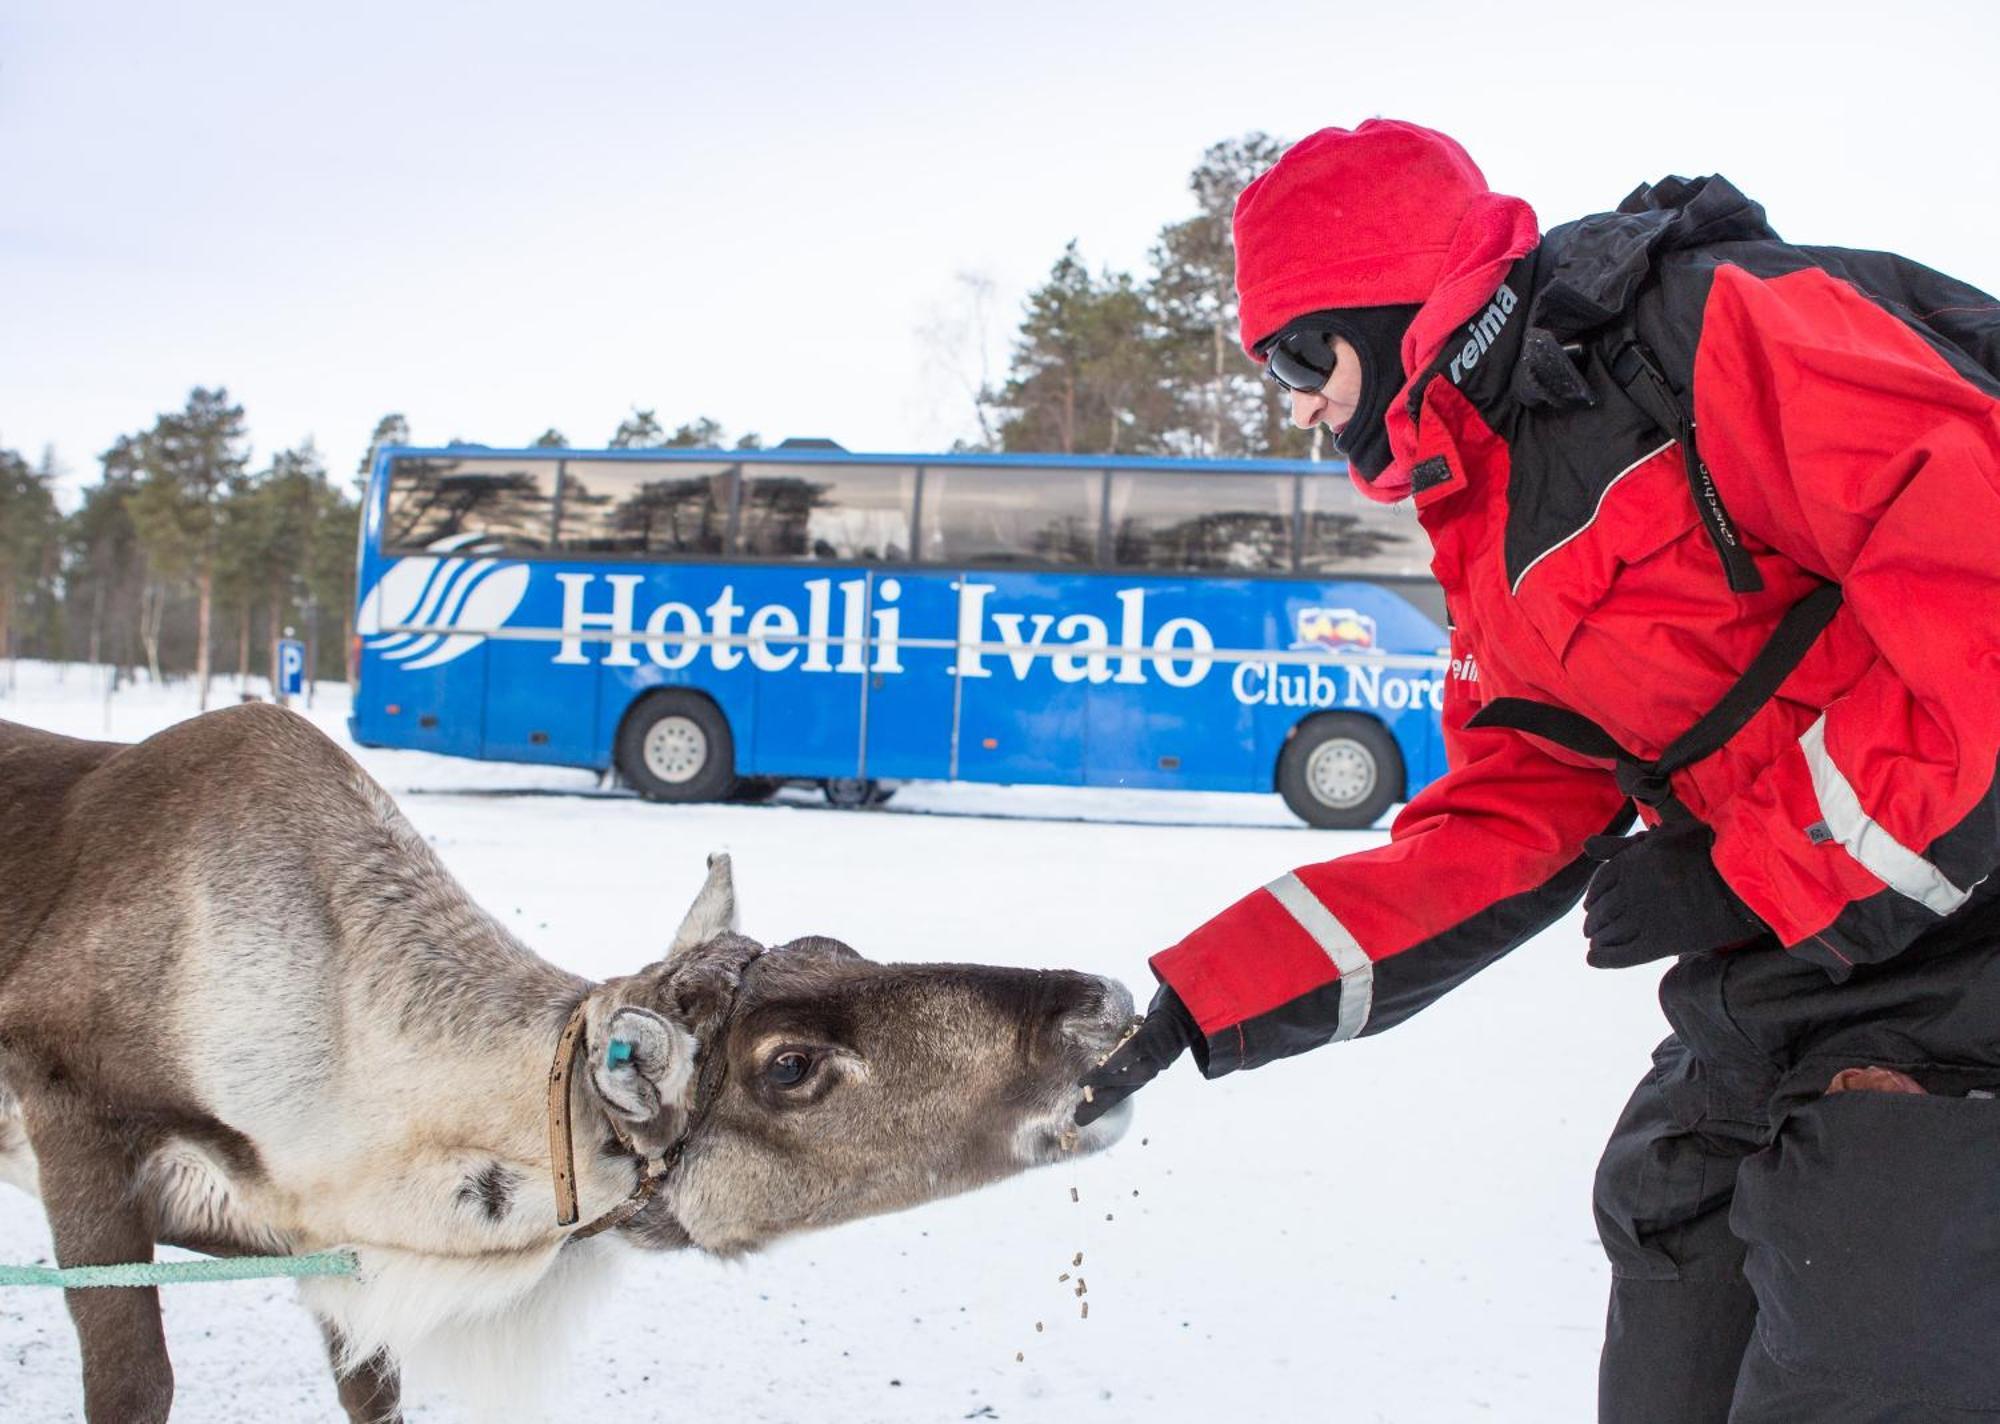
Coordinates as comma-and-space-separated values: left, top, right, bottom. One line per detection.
1601, 330, 1765, 595
1467, 580, 1842, 820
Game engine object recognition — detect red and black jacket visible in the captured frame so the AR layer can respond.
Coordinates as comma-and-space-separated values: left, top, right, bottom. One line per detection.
1156, 176, 2000, 1076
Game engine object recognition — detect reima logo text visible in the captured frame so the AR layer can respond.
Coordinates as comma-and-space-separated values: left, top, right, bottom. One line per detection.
1448, 284, 1518, 385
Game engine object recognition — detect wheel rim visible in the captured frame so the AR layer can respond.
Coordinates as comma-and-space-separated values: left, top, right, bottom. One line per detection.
825, 778, 873, 807
643, 716, 708, 785
1305, 737, 1377, 809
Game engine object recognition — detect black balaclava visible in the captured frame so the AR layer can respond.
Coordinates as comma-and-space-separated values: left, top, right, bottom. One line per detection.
1297, 302, 1421, 482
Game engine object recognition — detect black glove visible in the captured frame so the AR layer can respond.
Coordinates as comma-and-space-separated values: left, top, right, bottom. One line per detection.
1581, 819, 1767, 969
1074, 984, 1197, 1126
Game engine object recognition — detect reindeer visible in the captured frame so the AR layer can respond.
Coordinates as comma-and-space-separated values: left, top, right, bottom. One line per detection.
0, 704, 1134, 1423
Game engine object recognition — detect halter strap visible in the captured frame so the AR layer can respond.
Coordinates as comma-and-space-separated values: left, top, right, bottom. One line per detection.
545, 946, 765, 1241
545, 998, 668, 1239
546, 1000, 591, 1228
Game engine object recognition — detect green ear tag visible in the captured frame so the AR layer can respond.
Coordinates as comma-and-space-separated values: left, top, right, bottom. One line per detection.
607, 1039, 635, 1068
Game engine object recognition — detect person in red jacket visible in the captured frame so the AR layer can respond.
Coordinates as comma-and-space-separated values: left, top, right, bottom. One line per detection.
1079, 120, 2000, 1422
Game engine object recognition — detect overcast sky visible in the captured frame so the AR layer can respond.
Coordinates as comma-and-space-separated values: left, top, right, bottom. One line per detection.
7, 0, 1998, 507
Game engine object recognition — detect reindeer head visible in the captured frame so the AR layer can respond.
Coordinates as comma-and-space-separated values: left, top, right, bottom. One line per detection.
578, 854, 1135, 1256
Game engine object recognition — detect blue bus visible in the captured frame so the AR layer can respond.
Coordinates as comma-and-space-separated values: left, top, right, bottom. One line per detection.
349, 444, 1449, 828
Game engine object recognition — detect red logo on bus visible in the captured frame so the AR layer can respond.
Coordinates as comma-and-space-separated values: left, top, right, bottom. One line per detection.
1293, 606, 1377, 653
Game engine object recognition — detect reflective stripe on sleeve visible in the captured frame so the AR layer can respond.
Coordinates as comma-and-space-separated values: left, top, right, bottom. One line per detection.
1263, 873, 1374, 1041
1799, 715, 1971, 917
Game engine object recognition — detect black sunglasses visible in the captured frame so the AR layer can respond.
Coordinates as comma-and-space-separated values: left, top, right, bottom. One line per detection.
1257, 316, 1344, 394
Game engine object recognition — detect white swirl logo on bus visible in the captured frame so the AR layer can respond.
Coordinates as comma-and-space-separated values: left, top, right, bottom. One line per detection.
357, 533, 532, 671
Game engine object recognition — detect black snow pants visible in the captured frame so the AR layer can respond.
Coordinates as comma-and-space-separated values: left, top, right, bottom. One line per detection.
1595, 904, 2000, 1423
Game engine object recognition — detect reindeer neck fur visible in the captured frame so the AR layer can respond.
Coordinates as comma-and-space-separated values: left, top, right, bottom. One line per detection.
223, 731, 704, 1401
0, 710, 667, 1385
254, 764, 677, 1254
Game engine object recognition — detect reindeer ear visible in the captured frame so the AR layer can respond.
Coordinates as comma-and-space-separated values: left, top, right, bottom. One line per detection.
670, 853, 737, 956
584, 1006, 697, 1155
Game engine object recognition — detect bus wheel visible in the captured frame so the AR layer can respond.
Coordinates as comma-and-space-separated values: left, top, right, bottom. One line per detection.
1277, 714, 1403, 829
823, 778, 894, 809
617, 692, 736, 803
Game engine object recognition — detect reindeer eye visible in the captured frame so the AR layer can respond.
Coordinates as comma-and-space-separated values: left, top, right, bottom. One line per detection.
767, 1051, 814, 1087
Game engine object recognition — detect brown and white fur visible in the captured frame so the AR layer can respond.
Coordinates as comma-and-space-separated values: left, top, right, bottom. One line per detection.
0, 705, 1133, 1422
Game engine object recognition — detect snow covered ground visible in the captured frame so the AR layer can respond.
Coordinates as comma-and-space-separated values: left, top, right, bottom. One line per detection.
0, 661, 1670, 1423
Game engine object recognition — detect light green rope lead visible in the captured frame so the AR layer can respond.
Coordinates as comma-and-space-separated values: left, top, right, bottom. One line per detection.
0, 1249, 358, 1289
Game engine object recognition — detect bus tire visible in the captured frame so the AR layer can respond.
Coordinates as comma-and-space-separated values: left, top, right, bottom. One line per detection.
823, 778, 894, 809
1277, 714, 1403, 829
616, 692, 737, 803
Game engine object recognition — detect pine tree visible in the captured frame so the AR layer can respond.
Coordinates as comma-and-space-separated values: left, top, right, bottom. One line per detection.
70, 437, 149, 681
216, 467, 263, 687
0, 442, 60, 671
985, 136, 1318, 461
1147, 133, 1309, 459
665, 417, 724, 448
530, 428, 567, 448
608, 409, 666, 448
306, 476, 361, 686
214, 440, 359, 693
359, 413, 411, 484
129, 387, 248, 708
224, 445, 314, 692
987, 242, 1166, 454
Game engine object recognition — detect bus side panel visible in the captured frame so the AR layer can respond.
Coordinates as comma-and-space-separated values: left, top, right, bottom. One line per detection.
349, 644, 489, 760
738, 567, 868, 778
1080, 575, 1266, 793
430, 555, 607, 768
485, 635, 601, 765
578, 564, 866, 782
348, 523, 494, 759
1240, 578, 1449, 799
861, 571, 957, 782
951, 572, 1091, 786
348, 524, 496, 756
596, 658, 760, 775
1386, 701, 1448, 801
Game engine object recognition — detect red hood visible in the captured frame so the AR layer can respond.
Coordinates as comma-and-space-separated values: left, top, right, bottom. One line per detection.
1363, 192, 1541, 502
1228, 122, 1540, 501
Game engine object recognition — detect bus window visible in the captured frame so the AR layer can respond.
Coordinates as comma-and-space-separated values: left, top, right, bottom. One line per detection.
556, 460, 733, 556
922, 467, 1101, 566
1109, 471, 1293, 573
384, 456, 559, 553
1298, 473, 1430, 577
736, 463, 916, 561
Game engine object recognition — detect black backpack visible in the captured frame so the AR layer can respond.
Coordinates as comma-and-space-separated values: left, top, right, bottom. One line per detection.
1526, 174, 2000, 593
1465, 178, 2000, 820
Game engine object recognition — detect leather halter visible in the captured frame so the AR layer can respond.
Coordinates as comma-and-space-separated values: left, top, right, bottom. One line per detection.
545, 1000, 668, 1241
544, 952, 762, 1242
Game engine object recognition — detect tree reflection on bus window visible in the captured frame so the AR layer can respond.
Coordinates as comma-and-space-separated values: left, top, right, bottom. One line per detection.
922, 468, 1101, 566
1110, 472, 1293, 573
736, 464, 915, 561
1298, 474, 1428, 576
384, 457, 558, 552
557, 461, 734, 555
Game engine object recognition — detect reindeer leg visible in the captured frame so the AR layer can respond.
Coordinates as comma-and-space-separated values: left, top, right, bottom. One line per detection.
320, 1322, 404, 1424
25, 1105, 174, 1424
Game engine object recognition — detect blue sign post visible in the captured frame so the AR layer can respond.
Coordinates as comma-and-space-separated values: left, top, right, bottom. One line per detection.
277, 635, 306, 704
